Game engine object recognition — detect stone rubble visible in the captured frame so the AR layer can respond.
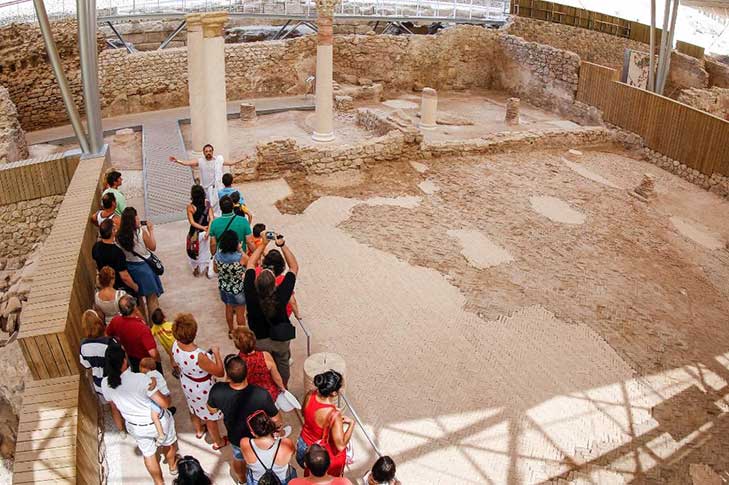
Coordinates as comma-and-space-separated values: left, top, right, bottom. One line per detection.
0, 86, 27, 164
505, 97, 520, 125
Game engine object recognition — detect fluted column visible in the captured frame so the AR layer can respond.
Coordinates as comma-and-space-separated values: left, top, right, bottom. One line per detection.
312, 0, 339, 143
186, 14, 205, 154
201, 12, 230, 160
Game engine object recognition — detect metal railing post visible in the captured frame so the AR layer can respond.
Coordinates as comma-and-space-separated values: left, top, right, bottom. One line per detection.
341, 394, 383, 458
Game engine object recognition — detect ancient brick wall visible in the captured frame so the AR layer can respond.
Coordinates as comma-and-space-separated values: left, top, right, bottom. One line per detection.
504, 16, 709, 95
0, 20, 104, 131
0, 86, 27, 164
0, 195, 63, 259
706, 57, 729, 88
677, 87, 729, 120
495, 34, 580, 114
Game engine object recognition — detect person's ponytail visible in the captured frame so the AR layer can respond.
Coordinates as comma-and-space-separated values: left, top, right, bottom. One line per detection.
104, 342, 126, 389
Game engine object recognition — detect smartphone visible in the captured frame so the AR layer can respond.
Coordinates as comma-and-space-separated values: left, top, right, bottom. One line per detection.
140, 220, 148, 226
266, 231, 276, 239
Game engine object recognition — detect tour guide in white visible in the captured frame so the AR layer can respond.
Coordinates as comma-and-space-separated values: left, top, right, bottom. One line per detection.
102, 343, 179, 485
170, 143, 236, 215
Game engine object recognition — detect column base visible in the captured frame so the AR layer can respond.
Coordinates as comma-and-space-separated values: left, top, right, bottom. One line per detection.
419, 123, 437, 131
312, 131, 335, 143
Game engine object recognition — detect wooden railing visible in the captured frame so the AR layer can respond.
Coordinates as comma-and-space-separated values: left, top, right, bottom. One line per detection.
0, 152, 80, 205
577, 61, 729, 177
12, 375, 99, 484
17, 149, 109, 379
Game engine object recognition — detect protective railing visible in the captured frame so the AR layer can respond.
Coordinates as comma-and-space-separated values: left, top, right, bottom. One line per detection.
0, 0, 509, 24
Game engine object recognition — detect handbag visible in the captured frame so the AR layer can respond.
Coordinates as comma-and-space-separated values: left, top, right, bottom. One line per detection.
187, 202, 210, 260
313, 409, 347, 477
132, 249, 165, 276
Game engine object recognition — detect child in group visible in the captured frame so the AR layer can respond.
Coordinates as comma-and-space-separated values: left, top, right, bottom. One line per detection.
248, 223, 267, 256
139, 357, 176, 445
230, 191, 253, 224
364, 456, 401, 485
150, 308, 180, 378
217, 173, 239, 201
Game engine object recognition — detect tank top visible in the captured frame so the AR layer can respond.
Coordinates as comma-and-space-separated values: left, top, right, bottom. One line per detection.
240, 351, 280, 401
188, 202, 210, 238
301, 392, 336, 444
96, 210, 114, 226
94, 289, 126, 324
246, 438, 290, 481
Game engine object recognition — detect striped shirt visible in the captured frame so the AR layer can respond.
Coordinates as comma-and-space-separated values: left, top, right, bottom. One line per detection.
80, 336, 116, 394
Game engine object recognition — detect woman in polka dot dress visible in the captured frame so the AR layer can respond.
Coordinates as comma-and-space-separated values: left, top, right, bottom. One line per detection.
172, 313, 228, 450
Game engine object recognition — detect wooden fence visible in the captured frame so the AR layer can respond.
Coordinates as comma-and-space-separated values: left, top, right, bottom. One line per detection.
0, 152, 80, 206
18, 150, 109, 379
577, 61, 729, 177
12, 375, 99, 484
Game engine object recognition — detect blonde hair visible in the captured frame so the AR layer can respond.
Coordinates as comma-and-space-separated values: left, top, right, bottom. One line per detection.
139, 357, 156, 372
172, 312, 198, 344
232, 326, 256, 354
82, 309, 105, 339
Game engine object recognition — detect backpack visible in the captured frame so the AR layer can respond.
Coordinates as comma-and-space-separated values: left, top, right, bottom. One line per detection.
250, 438, 282, 484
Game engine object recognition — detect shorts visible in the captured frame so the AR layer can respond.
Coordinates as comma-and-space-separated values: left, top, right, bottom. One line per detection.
231, 443, 243, 461
295, 435, 308, 468
219, 288, 246, 307
126, 410, 177, 457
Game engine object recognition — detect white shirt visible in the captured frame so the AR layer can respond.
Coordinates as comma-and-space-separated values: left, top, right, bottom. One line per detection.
101, 369, 157, 422
198, 155, 224, 190
145, 369, 170, 396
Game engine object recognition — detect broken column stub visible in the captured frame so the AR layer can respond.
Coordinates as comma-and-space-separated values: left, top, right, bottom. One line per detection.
631, 173, 657, 202
240, 102, 256, 121
505, 97, 520, 126
419, 87, 437, 131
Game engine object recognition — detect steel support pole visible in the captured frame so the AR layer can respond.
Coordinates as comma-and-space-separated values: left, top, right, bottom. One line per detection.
107, 20, 134, 53
648, 0, 656, 91
32, 0, 90, 153
77, 0, 104, 153
658, 0, 680, 94
656, 0, 672, 93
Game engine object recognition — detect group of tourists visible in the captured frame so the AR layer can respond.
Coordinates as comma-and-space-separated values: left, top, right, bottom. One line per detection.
81, 146, 401, 485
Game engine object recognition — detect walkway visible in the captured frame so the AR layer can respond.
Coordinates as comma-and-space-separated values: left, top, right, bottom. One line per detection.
26, 95, 314, 223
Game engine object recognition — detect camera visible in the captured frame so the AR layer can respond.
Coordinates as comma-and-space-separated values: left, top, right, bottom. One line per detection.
266, 231, 276, 240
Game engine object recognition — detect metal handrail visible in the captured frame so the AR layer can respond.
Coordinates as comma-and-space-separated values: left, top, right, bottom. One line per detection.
294, 316, 312, 357
340, 393, 383, 458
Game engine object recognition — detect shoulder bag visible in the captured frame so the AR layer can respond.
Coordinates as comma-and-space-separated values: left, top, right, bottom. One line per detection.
132, 248, 164, 276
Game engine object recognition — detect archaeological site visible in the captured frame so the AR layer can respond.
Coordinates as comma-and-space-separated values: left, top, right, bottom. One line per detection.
0, 0, 728, 483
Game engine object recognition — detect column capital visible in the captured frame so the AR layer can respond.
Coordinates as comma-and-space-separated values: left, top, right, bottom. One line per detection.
201, 11, 229, 38
315, 0, 340, 17
185, 13, 202, 27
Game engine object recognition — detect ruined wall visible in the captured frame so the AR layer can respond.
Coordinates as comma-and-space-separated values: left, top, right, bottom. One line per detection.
677, 87, 729, 120
706, 56, 729, 88
0, 20, 104, 131
495, 34, 580, 114
504, 17, 709, 95
0, 86, 27, 164
0, 196, 64, 259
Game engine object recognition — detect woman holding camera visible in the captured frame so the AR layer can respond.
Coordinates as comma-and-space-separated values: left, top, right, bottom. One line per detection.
244, 232, 298, 386
117, 207, 162, 321
213, 230, 249, 338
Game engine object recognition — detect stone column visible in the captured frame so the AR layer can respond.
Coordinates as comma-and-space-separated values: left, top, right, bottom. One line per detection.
186, 14, 205, 154
419, 87, 437, 130
312, 0, 339, 143
201, 12, 230, 160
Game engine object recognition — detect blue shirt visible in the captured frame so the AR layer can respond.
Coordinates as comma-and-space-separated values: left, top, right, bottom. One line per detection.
218, 187, 243, 204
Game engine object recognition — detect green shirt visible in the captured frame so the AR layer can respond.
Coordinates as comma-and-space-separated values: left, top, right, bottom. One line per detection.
103, 188, 126, 216
209, 213, 252, 249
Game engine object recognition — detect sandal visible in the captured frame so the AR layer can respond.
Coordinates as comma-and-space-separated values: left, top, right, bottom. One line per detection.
169, 454, 181, 476
195, 429, 207, 440
228, 330, 233, 340
212, 436, 229, 451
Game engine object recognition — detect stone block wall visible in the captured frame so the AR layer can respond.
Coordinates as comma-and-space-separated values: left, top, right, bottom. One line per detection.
0, 195, 64, 259
100, 48, 189, 117
504, 17, 709, 95
0, 86, 27, 164
0, 20, 104, 131
495, 34, 580, 114
677, 87, 729, 120
706, 57, 729, 88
